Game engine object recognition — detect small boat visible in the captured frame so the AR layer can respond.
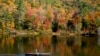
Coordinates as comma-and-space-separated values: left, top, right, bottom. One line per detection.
25, 49, 50, 56
25, 53, 50, 56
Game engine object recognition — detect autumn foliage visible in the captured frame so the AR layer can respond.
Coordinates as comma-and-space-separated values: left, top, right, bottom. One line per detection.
0, 0, 99, 32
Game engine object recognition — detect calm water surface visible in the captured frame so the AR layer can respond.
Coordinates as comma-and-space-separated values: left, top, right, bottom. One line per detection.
0, 34, 100, 56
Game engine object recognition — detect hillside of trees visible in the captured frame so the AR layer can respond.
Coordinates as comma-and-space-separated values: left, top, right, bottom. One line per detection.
0, 0, 100, 34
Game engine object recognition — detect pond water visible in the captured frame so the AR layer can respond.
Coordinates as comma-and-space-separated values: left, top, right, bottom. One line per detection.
0, 34, 100, 56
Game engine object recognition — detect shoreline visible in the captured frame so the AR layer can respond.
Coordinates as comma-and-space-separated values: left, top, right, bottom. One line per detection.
0, 29, 97, 37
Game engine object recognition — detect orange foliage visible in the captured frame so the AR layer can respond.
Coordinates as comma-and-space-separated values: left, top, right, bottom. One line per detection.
95, 12, 100, 18
73, 15, 81, 25
42, 19, 50, 30
84, 12, 99, 24
58, 18, 65, 24
66, 10, 76, 20
25, 2, 33, 18
33, 17, 40, 25
46, 5, 54, 20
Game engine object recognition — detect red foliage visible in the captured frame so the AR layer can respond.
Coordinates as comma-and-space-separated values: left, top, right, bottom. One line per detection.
25, 3, 33, 18
42, 19, 50, 30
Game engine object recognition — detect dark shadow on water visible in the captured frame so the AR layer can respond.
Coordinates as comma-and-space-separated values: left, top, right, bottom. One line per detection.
66, 37, 75, 47
51, 35, 58, 56
81, 36, 98, 49
51, 35, 58, 47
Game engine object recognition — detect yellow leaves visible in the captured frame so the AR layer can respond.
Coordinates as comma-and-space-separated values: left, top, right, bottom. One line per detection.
84, 14, 91, 23
84, 12, 100, 22
39, 6, 45, 15
33, 1, 40, 7
25, 1, 31, 9
25, 2, 35, 18
8, 0, 16, 11
84, 12, 95, 22
46, 5, 54, 20
2, 21, 15, 29
95, 12, 100, 18
0, 0, 16, 14
47, 5, 53, 12
84, 12, 99, 26
1, 19, 6, 28
32, 8, 38, 16
60, 8, 66, 16
37, 21, 41, 29
0, 0, 99, 30
6, 21, 10, 28
6, 20, 15, 30
10, 0, 15, 2
46, 10, 54, 20
66, 10, 76, 20
1, 3, 8, 10
81, 0, 92, 4
10, 21, 15, 29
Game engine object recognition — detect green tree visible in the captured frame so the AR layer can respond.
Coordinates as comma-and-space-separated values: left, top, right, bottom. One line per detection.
15, 0, 26, 30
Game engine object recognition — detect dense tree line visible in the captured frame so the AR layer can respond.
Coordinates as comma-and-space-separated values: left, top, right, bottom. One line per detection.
0, 0, 100, 33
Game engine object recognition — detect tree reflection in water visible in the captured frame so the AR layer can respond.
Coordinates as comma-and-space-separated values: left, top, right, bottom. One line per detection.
51, 35, 58, 56
0, 35, 100, 56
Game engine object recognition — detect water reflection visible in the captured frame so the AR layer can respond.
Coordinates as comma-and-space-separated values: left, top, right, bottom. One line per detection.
65, 36, 81, 56
0, 35, 100, 56
82, 36, 97, 48
51, 35, 58, 56
0, 35, 15, 54
66, 36, 75, 47
98, 36, 100, 46
81, 36, 99, 56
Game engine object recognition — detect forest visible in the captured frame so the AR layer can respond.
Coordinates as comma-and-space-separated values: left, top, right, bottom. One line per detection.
0, 0, 100, 56
0, 0, 100, 35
